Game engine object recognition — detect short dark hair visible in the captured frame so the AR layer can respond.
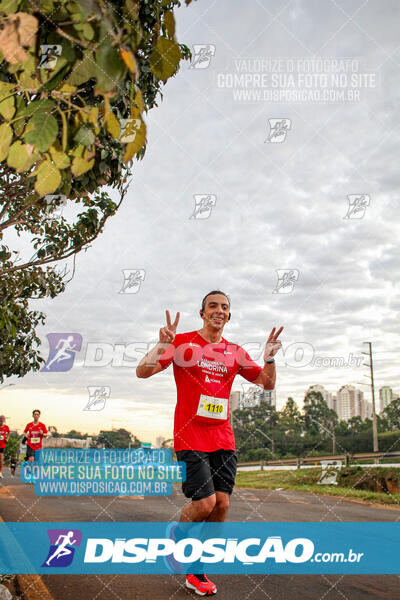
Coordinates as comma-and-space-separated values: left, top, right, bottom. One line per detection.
201, 290, 230, 314
32, 409, 41, 416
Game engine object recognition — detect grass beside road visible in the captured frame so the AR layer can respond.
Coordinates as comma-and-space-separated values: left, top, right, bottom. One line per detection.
235, 467, 400, 506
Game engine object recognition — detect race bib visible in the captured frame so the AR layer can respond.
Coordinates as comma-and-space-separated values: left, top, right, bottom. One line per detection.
196, 395, 228, 420
30, 437, 40, 444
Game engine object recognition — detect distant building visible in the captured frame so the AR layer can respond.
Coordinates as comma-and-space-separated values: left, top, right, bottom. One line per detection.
239, 386, 276, 409
155, 436, 165, 448
336, 385, 366, 421
306, 385, 334, 409
261, 389, 276, 407
229, 391, 241, 413
379, 386, 393, 414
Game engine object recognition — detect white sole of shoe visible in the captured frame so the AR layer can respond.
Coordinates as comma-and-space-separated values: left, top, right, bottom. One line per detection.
185, 580, 217, 596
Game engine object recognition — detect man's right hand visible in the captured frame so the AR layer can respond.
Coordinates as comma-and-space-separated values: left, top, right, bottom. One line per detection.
159, 310, 180, 343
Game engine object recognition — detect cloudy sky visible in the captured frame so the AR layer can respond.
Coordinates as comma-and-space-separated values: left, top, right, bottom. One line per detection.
2, 0, 399, 443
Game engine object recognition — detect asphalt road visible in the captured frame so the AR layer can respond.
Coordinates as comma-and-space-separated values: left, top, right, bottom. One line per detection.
0, 473, 399, 600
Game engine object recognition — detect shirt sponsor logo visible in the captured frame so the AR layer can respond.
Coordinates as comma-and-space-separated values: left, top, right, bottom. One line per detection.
197, 359, 227, 373
204, 375, 220, 383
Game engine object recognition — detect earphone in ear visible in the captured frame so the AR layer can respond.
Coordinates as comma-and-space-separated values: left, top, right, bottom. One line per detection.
228, 312, 231, 321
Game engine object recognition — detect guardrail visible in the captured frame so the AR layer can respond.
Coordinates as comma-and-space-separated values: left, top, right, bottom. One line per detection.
238, 451, 400, 469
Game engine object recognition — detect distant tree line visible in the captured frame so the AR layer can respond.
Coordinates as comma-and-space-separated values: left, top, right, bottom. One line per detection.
233, 391, 400, 462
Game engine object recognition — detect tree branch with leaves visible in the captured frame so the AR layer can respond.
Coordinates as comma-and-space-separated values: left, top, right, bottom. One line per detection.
0, 0, 194, 382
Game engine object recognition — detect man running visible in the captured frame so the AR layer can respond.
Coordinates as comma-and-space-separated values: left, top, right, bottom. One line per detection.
9, 455, 18, 477
136, 290, 283, 595
0, 415, 10, 479
24, 410, 47, 461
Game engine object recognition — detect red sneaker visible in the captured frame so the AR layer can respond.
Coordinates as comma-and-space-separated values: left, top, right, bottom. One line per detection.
185, 574, 217, 596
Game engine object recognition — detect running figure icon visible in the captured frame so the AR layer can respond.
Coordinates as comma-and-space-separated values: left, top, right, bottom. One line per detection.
45, 531, 77, 566
44, 336, 77, 371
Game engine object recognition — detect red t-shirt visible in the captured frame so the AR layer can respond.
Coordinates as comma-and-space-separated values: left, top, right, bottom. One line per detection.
158, 331, 262, 452
0, 425, 10, 449
24, 422, 47, 450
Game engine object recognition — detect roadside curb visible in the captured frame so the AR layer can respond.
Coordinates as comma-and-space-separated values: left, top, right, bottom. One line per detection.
0, 512, 54, 600
16, 575, 54, 600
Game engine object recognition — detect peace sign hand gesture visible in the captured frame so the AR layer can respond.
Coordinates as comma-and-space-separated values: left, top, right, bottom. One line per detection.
159, 310, 180, 344
264, 326, 284, 362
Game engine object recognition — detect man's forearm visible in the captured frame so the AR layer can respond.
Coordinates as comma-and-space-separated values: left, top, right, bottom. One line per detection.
260, 361, 276, 390
136, 342, 171, 378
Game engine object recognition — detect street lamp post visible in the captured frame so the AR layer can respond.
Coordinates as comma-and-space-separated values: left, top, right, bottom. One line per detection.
362, 341, 379, 453
255, 428, 275, 460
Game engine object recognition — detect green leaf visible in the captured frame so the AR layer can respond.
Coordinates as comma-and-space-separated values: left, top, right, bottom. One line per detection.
74, 124, 95, 146
0, 122, 13, 161
0, 0, 20, 14
95, 44, 127, 93
0, 81, 14, 99
149, 37, 181, 80
34, 160, 61, 197
24, 113, 58, 152
37, 64, 70, 93
122, 118, 146, 162
82, 23, 95, 41
17, 99, 56, 119
0, 94, 14, 119
105, 111, 120, 139
66, 52, 97, 85
163, 11, 176, 38
71, 156, 95, 176
7, 141, 39, 172
49, 146, 70, 169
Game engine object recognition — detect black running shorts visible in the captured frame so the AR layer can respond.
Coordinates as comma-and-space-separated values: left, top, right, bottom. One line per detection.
25, 446, 35, 460
176, 449, 237, 501
0, 447, 4, 454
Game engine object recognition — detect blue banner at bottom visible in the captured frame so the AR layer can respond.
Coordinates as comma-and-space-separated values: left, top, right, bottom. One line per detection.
0, 522, 398, 575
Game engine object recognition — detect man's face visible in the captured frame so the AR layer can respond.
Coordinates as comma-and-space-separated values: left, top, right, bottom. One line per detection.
202, 294, 230, 331
0, 417, 4, 426
33, 412, 40, 422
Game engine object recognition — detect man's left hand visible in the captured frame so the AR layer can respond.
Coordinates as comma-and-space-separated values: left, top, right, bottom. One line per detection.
264, 326, 284, 362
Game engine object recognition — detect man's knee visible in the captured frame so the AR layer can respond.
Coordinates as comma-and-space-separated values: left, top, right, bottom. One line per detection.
215, 494, 230, 512
193, 495, 216, 519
